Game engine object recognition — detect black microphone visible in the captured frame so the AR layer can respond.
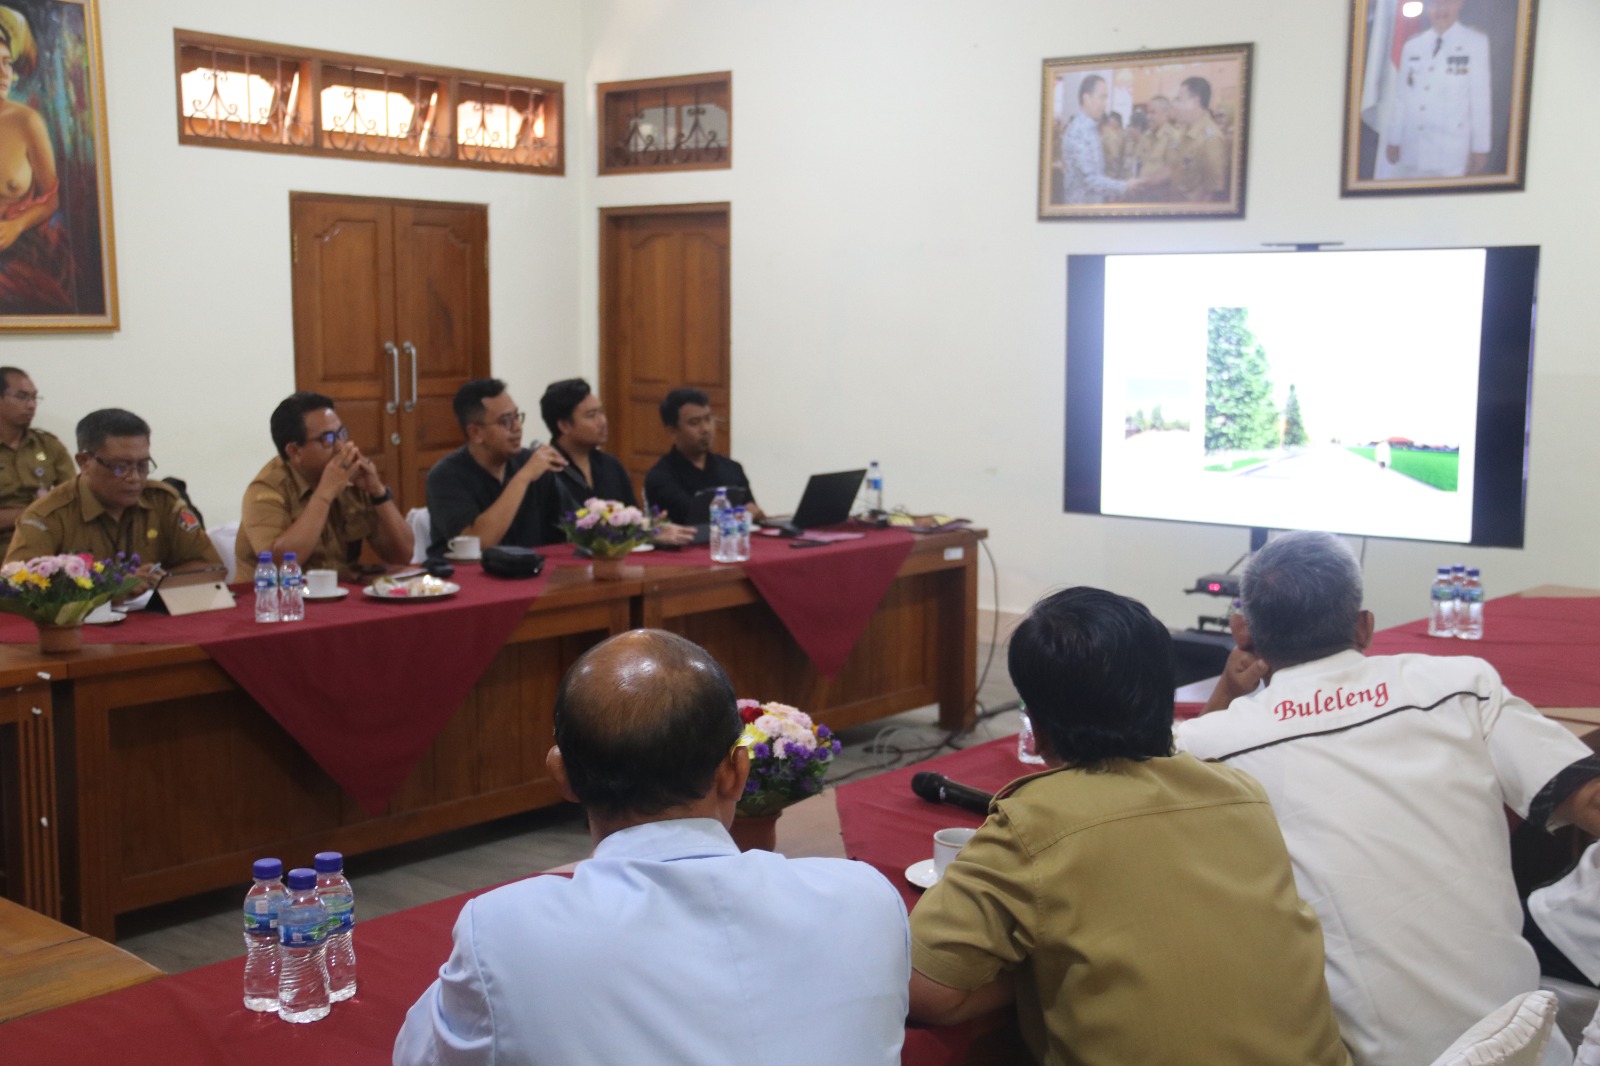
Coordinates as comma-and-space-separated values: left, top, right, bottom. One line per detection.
911, 772, 994, 816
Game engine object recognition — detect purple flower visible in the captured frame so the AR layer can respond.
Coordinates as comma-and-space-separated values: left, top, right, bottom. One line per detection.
743, 779, 759, 794
816, 725, 832, 740
752, 742, 771, 759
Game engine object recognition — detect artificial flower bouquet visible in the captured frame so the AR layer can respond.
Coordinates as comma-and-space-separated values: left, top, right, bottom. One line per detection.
0, 553, 142, 626
736, 699, 842, 817
558, 498, 652, 558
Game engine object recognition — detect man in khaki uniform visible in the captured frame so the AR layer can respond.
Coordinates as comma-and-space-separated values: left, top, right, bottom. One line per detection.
0, 367, 74, 539
1171, 75, 1230, 203
235, 391, 412, 578
1130, 95, 1180, 200
5, 409, 222, 581
909, 587, 1350, 1066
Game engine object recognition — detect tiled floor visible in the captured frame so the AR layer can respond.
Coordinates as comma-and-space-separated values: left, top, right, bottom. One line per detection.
116, 640, 1020, 974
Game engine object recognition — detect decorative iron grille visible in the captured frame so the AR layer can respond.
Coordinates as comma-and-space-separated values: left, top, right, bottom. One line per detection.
599, 74, 731, 174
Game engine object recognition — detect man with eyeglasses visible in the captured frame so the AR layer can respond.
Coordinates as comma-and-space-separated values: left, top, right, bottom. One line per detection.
5, 408, 222, 582
235, 392, 413, 578
426, 378, 567, 558
0, 366, 73, 540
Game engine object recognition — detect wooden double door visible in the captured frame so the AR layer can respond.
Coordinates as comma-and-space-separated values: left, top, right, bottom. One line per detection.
290, 193, 490, 512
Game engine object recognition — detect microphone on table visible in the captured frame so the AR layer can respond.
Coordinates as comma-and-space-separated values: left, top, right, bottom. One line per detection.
911, 772, 995, 816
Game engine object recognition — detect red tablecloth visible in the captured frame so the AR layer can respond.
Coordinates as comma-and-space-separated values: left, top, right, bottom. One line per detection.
1367, 596, 1600, 708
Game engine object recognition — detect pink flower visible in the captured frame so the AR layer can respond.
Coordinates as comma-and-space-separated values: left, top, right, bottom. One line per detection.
575, 512, 600, 530
27, 556, 61, 577
62, 556, 90, 580
607, 510, 635, 527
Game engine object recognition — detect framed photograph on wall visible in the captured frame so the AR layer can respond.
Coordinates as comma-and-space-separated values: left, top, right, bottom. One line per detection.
1038, 43, 1252, 221
0, 0, 118, 331
1342, 0, 1538, 196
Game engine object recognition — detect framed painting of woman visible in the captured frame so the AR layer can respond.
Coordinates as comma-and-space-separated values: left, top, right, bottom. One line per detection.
0, 0, 115, 331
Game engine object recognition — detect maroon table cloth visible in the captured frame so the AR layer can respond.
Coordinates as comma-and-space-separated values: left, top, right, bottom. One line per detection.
1366, 596, 1600, 708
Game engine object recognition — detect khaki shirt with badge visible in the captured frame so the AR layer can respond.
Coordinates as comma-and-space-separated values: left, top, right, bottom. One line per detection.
5, 477, 222, 568
1171, 115, 1229, 203
0, 428, 75, 524
235, 456, 376, 578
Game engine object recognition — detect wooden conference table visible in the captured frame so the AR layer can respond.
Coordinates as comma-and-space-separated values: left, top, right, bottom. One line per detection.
0, 528, 982, 940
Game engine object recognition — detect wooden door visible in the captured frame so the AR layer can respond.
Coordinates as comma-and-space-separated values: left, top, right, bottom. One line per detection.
599, 205, 731, 494
290, 193, 489, 511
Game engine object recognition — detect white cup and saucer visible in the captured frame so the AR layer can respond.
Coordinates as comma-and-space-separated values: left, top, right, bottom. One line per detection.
303, 568, 347, 601
446, 535, 482, 562
905, 826, 976, 889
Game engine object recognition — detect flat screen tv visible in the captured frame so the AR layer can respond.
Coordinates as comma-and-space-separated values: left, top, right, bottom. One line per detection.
1064, 246, 1538, 547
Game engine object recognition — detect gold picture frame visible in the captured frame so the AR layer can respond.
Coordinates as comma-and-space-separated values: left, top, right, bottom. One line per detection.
1038, 43, 1252, 221
1341, 0, 1538, 197
1, 0, 118, 331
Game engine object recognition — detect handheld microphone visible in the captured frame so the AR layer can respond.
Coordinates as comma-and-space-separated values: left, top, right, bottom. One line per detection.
910, 772, 995, 816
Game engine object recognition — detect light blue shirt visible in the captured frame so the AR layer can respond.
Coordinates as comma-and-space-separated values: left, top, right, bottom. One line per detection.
394, 817, 910, 1066
1062, 111, 1127, 204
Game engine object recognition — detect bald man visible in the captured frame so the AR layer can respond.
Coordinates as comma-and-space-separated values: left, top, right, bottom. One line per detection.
395, 631, 911, 1066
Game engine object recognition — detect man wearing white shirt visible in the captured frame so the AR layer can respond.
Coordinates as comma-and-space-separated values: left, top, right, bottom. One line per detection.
394, 629, 910, 1066
1177, 531, 1600, 1066
1383, 0, 1492, 178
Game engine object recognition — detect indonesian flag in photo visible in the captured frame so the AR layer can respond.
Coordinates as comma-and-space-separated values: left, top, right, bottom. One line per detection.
1361, 0, 1427, 175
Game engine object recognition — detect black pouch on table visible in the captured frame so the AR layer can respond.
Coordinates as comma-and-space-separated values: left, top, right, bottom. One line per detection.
480, 546, 545, 579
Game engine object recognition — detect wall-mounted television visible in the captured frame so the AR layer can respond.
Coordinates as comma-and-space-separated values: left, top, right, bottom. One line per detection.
1064, 246, 1538, 547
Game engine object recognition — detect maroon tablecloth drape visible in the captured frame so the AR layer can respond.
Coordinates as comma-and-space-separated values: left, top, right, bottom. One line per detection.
1366, 596, 1600, 708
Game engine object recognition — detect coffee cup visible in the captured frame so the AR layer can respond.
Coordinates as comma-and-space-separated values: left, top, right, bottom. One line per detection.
932, 827, 976, 881
449, 535, 481, 559
306, 569, 339, 597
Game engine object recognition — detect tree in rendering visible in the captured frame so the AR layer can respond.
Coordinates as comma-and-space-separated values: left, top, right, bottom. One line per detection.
1204, 307, 1278, 453
1282, 384, 1308, 447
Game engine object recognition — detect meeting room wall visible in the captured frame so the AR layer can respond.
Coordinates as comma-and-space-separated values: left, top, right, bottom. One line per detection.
7, 0, 586, 528
578, 0, 1600, 632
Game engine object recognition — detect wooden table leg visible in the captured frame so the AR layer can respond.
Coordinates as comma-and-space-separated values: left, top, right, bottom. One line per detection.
936, 535, 980, 733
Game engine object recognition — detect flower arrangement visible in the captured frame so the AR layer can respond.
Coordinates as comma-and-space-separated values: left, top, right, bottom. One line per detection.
736, 699, 841, 817
558, 498, 652, 558
0, 553, 142, 626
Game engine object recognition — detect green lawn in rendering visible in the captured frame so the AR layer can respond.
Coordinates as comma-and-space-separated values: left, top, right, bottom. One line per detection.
1203, 457, 1268, 472
1348, 446, 1459, 492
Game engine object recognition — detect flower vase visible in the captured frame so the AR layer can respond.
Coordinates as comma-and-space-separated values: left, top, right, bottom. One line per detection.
35, 621, 83, 654
590, 555, 627, 581
729, 811, 782, 852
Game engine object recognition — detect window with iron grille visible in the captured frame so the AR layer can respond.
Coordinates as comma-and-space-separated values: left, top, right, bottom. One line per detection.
598, 73, 730, 175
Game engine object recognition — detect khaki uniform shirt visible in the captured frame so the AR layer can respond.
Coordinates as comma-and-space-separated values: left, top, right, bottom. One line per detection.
1172, 116, 1229, 203
910, 753, 1350, 1066
236, 456, 376, 578
1098, 124, 1126, 180
5, 477, 222, 568
0, 428, 74, 518
1132, 122, 1180, 197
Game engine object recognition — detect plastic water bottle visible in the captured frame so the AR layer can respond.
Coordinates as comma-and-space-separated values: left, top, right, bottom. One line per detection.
709, 488, 735, 563
1428, 566, 1456, 637
731, 506, 751, 562
1457, 568, 1484, 640
253, 552, 279, 624
242, 857, 288, 1012
277, 867, 330, 1023
866, 461, 884, 514
314, 851, 357, 1002
279, 552, 304, 622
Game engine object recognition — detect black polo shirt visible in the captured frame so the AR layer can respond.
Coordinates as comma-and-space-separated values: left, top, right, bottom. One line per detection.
425, 445, 553, 557
541, 445, 638, 544
642, 448, 755, 525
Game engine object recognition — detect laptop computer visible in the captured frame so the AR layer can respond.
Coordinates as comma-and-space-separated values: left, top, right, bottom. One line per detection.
759, 469, 867, 537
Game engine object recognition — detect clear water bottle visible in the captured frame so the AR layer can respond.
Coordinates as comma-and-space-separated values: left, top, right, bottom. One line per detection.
279, 552, 304, 622
277, 867, 330, 1023
731, 506, 751, 562
253, 552, 279, 624
709, 487, 735, 563
313, 851, 357, 1002
866, 460, 884, 514
242, 857, 288, 1012
1428, 566, 1456, 637
1457, 568, 1484, 640
1451, 563, 1467, 598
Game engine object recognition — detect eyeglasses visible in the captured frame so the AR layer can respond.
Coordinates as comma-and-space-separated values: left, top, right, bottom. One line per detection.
4, 391, 40, 403
308, 426, 351, 447
477, 411, 526, 431
90, 454, 157, 479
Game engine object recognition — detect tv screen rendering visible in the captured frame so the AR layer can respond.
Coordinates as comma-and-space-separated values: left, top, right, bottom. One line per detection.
1065, 246, 1537, 547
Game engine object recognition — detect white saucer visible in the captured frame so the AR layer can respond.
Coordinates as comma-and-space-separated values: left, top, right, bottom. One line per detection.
445, 551, 481, 562
905, 859, 938, 890
631, 543, 655, 553
85, 605, 124, 625
304, 588, 350, 602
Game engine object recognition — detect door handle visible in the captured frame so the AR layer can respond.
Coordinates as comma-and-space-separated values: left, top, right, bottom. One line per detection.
384, 342, 399, 414
402, 341, 418, 413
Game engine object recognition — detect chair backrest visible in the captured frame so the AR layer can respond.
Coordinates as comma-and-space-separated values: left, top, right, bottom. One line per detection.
208, 521, 240, 584
405, 508, 430, 563
1573, 986, 1600, 1065
1428, 990, 1559, 1066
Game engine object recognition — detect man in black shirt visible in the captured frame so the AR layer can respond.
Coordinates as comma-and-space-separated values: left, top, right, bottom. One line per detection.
426, 379, 567, 558
642, 388, 762, 525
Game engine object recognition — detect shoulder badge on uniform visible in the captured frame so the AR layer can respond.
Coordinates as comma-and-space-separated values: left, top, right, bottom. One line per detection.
254, 491, 282, 503
178, 508, 201, 532
20, 517, 48, 531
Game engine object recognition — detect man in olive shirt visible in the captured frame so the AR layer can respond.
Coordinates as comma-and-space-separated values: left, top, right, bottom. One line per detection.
1171, 76, 1230, 203
235, 392, 413, 578
6, 409, 222, 583
0, 367, 74, 540
909, 587, 1349, 1066
642, 388, 761, 525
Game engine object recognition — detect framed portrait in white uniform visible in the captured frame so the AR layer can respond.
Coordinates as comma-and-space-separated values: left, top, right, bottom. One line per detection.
1342, 0, 1538, 196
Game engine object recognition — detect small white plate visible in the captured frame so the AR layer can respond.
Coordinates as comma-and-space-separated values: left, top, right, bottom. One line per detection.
363, 579, 461, 602
905, 859, 938, 890
304, 588, 350, 602
631, 543, 655, 553
85, 604, 124, 625
444, 551, 481, 562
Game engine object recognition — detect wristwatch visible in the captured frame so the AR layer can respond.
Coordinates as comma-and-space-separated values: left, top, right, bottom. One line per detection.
369, 488, 394, 506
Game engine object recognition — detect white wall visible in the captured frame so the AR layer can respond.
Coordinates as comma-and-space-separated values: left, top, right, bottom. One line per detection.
578, 0, 1600, 631
4, 0, 585, 524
